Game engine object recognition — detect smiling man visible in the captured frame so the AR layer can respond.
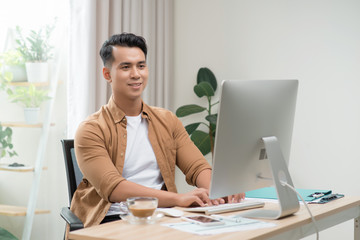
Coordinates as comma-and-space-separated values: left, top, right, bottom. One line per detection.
72, 33, 243, 228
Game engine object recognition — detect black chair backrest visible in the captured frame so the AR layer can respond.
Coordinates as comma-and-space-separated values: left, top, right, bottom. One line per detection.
61, 139, 83, 205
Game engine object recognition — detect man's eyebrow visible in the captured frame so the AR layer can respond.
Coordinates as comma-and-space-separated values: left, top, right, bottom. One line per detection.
119, 62, 131, 66
118, 60, 146, 66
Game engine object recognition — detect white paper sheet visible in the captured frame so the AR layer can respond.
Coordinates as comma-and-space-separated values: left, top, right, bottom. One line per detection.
162, 216, 276, 235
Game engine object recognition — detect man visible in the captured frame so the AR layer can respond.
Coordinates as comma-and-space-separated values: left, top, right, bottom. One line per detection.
72, 33, 244, 227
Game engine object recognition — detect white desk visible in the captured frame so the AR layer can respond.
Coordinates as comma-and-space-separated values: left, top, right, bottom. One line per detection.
68, 196, 360, 240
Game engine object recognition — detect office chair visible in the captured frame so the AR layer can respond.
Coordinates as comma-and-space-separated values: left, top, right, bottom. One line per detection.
60, 139, 84, 231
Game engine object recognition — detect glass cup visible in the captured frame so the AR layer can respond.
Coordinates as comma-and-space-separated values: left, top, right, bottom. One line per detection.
126, 197, 158, 222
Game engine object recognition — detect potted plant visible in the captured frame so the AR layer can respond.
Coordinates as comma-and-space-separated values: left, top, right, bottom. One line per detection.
176, 67, 219, 157
7, 84, 51, 124
0, 63, 13, 92
0, 49, 26, 82
15, 20, 56, 83
0, 123, 17, 161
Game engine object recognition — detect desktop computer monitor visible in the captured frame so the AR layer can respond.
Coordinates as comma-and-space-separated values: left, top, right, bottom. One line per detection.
209, 79, 300, 219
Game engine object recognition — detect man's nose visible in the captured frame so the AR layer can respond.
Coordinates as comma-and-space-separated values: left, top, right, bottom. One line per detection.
130, 67, 140, 78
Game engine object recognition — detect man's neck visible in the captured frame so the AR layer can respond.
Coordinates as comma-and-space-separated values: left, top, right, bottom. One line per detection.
113, 95, 142, 116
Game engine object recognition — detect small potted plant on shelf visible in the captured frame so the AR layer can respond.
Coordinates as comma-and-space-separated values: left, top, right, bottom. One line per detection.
0, 123, 17, 161
7, 84, 51, 124
0, 49, 27, 82
15, 20, 56, 83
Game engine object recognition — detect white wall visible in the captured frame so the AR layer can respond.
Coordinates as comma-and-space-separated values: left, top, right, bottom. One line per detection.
173, 0, 360, 239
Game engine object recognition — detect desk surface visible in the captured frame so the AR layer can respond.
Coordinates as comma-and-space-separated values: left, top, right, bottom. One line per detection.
68, 196, 360, 240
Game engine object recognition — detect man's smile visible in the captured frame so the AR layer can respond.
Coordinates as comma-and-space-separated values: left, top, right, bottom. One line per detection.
128, 82, 143, 89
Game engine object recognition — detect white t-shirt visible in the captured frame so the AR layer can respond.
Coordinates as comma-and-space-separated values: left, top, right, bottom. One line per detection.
107, 113, 164, 216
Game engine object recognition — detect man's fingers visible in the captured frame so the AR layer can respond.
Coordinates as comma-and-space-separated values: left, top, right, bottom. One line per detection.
233, 194, 241, 203
232, 193, 245, 202
194, 188, 211, 205
227, 195, 234, 203
201, 192, 212, 205
194, 196, 206, 207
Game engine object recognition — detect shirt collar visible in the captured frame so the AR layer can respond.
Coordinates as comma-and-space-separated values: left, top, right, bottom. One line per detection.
107, 96, 150, 124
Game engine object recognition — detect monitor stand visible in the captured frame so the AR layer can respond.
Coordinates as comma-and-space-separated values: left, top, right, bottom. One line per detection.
240, 136, 300, 219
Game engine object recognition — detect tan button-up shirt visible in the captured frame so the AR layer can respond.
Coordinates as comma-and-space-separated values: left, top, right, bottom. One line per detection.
72, 97, 211, 227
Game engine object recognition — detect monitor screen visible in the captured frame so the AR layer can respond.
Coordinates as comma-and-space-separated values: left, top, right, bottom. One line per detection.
209, 80, 299, 218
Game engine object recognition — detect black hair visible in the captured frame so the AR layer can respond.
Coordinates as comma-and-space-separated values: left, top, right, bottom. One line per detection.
99, 33, 147, 68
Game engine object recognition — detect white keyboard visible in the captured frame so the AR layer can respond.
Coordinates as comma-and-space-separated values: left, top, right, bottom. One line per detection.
183, 201, 265, 215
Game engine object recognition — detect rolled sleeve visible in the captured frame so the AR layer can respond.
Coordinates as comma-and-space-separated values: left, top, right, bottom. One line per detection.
75, 120, 124, 201
172, 115, 212, 186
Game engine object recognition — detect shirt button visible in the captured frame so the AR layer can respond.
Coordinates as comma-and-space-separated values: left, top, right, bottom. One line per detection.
121, 153, 124, 157
123, 134, 126, 138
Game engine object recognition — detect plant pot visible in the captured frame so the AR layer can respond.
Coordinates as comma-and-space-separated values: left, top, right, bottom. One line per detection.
3, 65, 27, 82
25, 62, 49, 83
24, 107, 40, 124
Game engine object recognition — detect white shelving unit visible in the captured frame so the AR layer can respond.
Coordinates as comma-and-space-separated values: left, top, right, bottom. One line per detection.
0, 58, 61, 239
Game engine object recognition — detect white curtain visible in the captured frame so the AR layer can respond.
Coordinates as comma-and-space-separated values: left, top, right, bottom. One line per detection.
68, 0, 174, 138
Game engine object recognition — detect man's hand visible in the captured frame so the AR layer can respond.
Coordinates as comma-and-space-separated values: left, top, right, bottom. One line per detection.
194, 169, 245, 206
210, 193, 246, 205
175, 188, 246, 207
225, 193, 246, 203
176, 188, 212, 207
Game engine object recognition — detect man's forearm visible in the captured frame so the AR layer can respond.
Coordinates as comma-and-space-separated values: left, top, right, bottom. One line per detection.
195, 169, 212, 190
109, 180, 179, 207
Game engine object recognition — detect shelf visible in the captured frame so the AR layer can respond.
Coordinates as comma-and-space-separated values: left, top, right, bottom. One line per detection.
2, 49, 62, 240
0, 205, 50, 216
1, 122, 55, 128
7, 80, 63, 87
0, 164, 48, 172
8, 81, 50, 87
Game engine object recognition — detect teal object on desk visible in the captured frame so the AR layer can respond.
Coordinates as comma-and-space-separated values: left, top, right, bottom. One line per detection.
246, 187, 332, 202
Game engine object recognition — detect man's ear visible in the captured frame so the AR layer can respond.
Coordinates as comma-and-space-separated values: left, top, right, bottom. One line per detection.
103, 67, 112, 83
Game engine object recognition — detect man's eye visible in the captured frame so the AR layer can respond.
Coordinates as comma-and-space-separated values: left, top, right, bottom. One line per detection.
139, 64, 146, 69
121, 66, 130, 69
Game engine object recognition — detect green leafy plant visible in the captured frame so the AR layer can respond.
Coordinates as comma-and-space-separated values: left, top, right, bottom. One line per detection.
0, 49, 25, 67
0, 226, 18, 240
0, 68, 50, 108
0, 66, 13, 92
176, 67, 219, 156
7, 84, 51, 108
0, 123, 17, 159
15, 20, 56, 62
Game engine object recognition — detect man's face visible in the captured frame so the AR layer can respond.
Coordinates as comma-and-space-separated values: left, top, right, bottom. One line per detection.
104, 46, 148, 101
